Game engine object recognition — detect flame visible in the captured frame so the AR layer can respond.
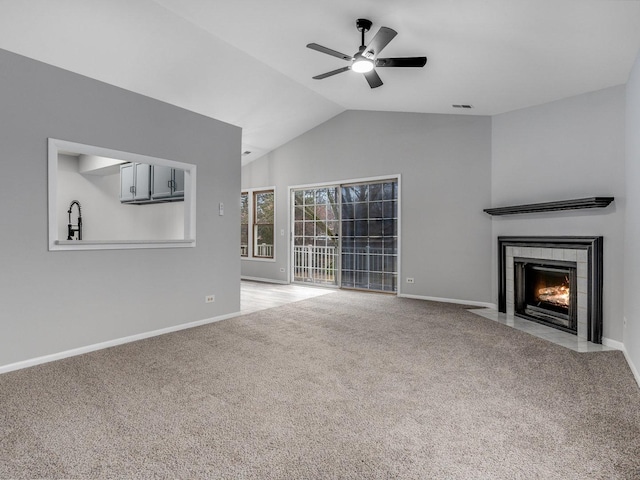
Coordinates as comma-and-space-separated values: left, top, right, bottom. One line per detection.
537, 285, 570, 307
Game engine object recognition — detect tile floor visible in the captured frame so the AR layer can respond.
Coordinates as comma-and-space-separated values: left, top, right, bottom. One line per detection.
241, 280, 336, 314
469, 308, 616, 352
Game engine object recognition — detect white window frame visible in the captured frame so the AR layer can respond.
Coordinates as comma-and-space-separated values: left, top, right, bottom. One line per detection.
241, 186, 276, 262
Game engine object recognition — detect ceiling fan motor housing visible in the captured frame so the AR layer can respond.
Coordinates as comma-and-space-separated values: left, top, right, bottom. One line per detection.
356, 18, 372, 33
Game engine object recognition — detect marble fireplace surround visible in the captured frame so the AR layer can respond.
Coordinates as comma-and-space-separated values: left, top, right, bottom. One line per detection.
498, 236, 603, 343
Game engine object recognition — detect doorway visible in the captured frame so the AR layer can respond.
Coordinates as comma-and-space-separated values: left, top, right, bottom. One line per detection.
291, 178, 399, 293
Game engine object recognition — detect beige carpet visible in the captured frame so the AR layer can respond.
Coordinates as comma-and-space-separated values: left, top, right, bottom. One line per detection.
1, 290, 639, 479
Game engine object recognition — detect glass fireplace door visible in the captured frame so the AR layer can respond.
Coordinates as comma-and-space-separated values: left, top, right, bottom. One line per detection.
514, 258, 578, 333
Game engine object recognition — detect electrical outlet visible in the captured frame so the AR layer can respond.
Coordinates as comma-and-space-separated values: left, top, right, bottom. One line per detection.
205, 295, 215, 303
406, 277, 415, 284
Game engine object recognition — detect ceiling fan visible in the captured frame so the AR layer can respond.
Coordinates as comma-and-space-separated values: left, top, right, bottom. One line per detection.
307, 18, 427, 89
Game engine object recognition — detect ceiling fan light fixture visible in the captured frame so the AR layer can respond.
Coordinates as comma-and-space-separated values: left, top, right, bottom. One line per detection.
352, 58, 374, 73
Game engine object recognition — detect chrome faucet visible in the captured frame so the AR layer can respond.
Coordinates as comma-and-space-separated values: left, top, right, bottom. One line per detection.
67, 200, 82, 240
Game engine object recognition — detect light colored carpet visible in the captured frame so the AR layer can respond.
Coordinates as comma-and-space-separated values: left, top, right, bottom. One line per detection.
1, 290, 639, 479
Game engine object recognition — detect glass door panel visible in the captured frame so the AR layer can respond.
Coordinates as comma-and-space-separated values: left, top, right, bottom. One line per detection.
292, 187, 339, 285
340, 180, 398, 292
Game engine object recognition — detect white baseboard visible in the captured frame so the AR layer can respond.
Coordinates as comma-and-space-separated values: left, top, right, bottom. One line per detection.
241, 276, 288, 285
602, 337, 624, 351
398, 293, 497, 310
615, 344, 640, 389
624, 350, 640, 389
0, 311, 242, 375
600, 337, 640, 388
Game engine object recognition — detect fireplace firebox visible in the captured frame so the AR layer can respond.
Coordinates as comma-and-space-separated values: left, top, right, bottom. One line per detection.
514, 258, 577, 333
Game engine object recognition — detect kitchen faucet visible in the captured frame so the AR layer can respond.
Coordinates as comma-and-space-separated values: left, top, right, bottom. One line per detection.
67, 200, 82, 240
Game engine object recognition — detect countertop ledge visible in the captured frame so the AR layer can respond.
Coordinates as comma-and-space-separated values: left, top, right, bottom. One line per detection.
56, 239, 195, 245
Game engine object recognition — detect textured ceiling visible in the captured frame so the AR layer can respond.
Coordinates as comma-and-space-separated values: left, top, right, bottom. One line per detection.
1, 0, 639, 164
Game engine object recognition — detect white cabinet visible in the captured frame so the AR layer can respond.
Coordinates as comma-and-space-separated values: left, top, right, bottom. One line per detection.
120, 163, 151, 203
151, 166, 184, 201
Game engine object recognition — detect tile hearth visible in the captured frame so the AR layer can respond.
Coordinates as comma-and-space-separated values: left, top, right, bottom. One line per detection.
468, 308, 614, 352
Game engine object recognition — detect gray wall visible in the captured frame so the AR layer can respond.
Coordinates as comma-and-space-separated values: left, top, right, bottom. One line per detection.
625, 49, 640, 377
0, 49, 241, 368
242, 110, 493, 305
491, 86, 626, 343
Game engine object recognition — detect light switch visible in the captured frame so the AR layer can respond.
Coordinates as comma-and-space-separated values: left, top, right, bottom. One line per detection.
219, 202, 224, 216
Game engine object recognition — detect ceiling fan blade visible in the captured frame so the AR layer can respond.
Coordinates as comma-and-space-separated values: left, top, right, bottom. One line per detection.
313, 66, 351, 80
306, 43, 353, 61
375, 57, 427, 68
362, 27, 397, 59
363, 69, 383, 89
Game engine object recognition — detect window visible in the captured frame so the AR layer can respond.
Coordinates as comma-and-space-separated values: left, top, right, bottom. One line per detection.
241, 188, 275, 259
240, 192, 249, 256
254, 190, 275, 258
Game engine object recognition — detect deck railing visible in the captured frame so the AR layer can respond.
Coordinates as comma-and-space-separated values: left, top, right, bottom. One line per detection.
256, 243, 273, 257
241, 243, 273, 257
293, 245, 337, 284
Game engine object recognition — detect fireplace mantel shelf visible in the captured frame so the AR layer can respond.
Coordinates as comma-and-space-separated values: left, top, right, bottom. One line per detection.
484, 197, 614, 216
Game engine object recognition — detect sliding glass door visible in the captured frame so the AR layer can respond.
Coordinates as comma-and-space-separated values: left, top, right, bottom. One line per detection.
291, 179, 398, 293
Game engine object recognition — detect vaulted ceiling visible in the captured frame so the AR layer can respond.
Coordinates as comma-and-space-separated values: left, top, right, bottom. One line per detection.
2, 0, 640, 164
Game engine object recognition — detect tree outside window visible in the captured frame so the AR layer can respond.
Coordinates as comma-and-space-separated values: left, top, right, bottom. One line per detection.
254, 190, 274, 258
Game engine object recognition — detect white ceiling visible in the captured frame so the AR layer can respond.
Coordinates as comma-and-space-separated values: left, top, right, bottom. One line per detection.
1, 0, 640, 164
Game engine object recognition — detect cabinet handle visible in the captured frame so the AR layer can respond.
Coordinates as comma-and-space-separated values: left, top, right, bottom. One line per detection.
168, 180, 172, 188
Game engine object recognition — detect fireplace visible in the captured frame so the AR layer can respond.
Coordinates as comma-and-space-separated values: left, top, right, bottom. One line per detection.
498, 237, 603, 343
514, 258, 577, 333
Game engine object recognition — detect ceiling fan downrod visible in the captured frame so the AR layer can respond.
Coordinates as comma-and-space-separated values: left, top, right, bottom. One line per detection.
356, 18, 372, 48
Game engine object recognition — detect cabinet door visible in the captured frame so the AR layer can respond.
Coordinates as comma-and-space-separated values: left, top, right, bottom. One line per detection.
151, 165, 173, 200
172, 168, 185, 198
120, 163, 135, 202
134, 163, 151, 201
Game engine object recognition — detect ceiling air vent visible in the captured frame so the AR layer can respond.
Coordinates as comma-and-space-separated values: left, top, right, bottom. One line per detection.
452, 104, 473, 109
